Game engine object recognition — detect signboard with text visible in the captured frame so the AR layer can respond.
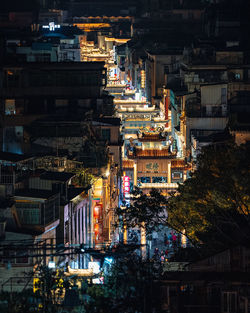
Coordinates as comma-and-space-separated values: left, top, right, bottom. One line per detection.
122, 176, 130, 194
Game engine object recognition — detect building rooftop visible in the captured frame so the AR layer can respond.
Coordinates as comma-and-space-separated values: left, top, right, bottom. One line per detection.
68, 187, 88, 201
2, 61, 105, 69
15, 189, 58, 199
122, 159, 134, 169
0, 151, 33, 163
40, 171, 75, 182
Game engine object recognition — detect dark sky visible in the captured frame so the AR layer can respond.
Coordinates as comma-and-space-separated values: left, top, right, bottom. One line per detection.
0, 0, 40, 12
0, 0, 138, 12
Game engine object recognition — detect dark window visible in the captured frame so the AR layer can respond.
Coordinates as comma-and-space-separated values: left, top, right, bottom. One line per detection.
164, 65, 169, 74
16, 250, 29, 264
221, 88, 227, 105
212, 106, 222, 116
138, 177, 151, 183
101, 129, 111, 141
65, 221, 69, 244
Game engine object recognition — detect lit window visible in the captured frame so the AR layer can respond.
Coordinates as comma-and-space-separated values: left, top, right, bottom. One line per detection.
152, 177, 167, 183
172, 172, 183, 180
5, 99, 15, 115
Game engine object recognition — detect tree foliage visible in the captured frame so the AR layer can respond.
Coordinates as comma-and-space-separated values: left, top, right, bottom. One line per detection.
168, 142, 250, 250
85, 253, 163, 313
116, 187, 168, 234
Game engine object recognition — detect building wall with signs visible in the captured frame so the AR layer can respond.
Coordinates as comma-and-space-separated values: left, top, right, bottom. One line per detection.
137, 159, 170, 183
135, 158, 186, 185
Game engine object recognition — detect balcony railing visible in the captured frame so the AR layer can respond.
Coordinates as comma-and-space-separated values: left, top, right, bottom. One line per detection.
139, 182, 178, 188
128, 148, 177, 159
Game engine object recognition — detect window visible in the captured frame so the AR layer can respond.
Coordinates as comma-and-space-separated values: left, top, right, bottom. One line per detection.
152, 177, 167, 183
222, 292, 237, 313
16, 250, 29, 264
2, 249, 15, 264
16, 202, 40, 224
101, 129, 111, 141
221, 88, 227, 105
5, 99, 16, 115
212, 106, 222, 117
22, 209, 40, 224
235, 73, 240, 80
172, 172, 183, 180
138, 177, 151, 183
0, 222, 6, 237
75, 214, 77, 241
55, 99, 68, 107
164, 65, 169, 74
6, 70, 19, 87
65, 221, 69, 243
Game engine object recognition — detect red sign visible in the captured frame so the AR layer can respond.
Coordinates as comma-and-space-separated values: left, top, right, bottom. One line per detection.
165, 91, 169, 127
93, 203, 103, 243
123, 176, 130, 194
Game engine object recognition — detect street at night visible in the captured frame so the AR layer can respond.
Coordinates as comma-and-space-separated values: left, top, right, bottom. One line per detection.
0, 0, 250, 312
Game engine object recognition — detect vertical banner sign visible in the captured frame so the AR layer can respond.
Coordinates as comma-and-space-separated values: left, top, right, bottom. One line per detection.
123, 176, 130, 195
165, 90, 169, 127
94, 203, 102, 243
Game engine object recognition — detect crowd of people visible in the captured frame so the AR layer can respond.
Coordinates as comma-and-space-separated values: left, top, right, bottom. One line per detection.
152, 231, 180, 262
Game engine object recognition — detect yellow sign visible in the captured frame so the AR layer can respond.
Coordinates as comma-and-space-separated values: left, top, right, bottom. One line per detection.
33, 277, 40, 293
74, 23, 111, 31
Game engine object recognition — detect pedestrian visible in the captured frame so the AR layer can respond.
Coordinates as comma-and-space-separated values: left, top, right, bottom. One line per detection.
172, 233, 177, 242
164, 249, 168, 257
164, 233, 168, 245
152, 231, 158, 244
160, 251, 165, 262
154, 247, 159, 257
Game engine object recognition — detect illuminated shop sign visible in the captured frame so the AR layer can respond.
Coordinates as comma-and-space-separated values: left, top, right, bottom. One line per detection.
93, 203, 103, 243
141, 70, 145, 88
42, 22, 61, 31
123, 176, 130, 194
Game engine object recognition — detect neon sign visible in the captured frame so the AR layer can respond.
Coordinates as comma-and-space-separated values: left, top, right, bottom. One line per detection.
123, 176, 130, 194
42, 22, 61, 31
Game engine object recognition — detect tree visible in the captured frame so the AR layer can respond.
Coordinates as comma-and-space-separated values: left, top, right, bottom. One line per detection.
85, 252, 163, 313
167, 141, 250, 251
116, 187, 168, 234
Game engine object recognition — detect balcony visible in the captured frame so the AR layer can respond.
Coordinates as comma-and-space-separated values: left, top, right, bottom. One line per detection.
139, 182, 178, 189
128, 148, 177, 159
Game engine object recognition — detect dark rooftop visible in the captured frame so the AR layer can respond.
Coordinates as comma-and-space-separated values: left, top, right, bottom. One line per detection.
15, 189, 58, 199
68, 187, 88, 200
92, 117, 121, 126
0, 151, 33, 163
40, 171, 75, 182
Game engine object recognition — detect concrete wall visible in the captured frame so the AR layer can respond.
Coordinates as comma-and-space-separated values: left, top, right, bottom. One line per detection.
186, 116, 228, 148
201, 84, 227, 106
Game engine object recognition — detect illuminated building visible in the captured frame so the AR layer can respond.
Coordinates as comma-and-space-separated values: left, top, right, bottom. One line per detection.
90, 117, 122, 245
126, 130, 190, 195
